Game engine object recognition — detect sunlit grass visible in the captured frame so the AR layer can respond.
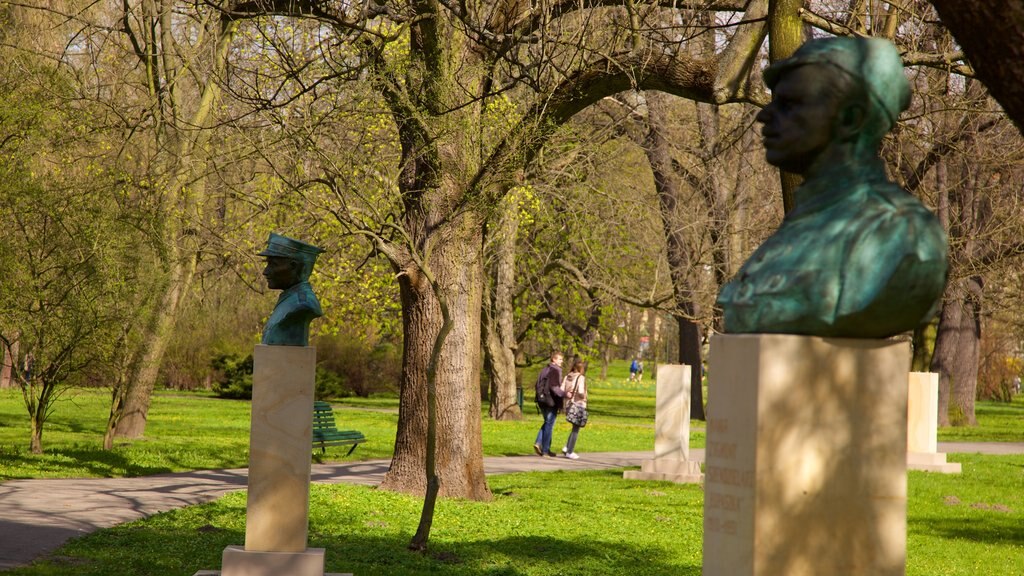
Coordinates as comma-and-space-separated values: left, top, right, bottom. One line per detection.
4, 457, 1022, 576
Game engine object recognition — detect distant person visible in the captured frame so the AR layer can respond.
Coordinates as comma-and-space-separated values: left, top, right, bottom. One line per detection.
636, 360, 644, 381
560, 361, 588, 459
533, 351, 565, 457
629, 358, 640, 382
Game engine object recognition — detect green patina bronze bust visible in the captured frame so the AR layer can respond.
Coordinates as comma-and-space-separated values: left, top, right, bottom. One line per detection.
717, 37, 948, 338
259, 233, 325, 346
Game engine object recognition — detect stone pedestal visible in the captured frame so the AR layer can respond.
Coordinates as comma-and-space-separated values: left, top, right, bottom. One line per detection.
196, 346, 350, 576
624, 364, 703, 483
702, 334, 908, 576
907, 372, 961, 474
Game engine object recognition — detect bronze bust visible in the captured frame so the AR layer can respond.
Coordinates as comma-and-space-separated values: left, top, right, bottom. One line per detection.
259, 233, 324, 346
717, 37, 948, 338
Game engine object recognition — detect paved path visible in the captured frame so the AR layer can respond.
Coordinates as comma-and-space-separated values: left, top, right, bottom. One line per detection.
1, 442, 1021, 570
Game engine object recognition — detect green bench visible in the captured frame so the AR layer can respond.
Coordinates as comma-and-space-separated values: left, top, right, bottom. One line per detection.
312, 401, 366, 456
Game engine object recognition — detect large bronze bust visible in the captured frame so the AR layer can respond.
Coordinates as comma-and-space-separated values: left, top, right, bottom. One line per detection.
717, 37, 948, 338
259, 233, 324, 346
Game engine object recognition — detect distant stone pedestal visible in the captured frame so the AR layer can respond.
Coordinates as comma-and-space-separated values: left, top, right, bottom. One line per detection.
623, 364, 703, 484
196, 346, 349, 576
702, 334, 909, 576
907, 372, 961, 474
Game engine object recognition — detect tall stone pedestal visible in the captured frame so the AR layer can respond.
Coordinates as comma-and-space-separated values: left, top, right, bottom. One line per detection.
907, 372, 961, 474
702, 334, 909, 576
624, 364, 702, 483
196, 346, 349, 576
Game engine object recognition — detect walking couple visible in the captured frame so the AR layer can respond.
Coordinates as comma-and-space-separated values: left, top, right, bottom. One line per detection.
533, 351, 588, 459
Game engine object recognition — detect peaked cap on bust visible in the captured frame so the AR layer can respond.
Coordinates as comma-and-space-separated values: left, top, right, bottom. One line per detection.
258, 233, 325, 279
763, 36, 911, 131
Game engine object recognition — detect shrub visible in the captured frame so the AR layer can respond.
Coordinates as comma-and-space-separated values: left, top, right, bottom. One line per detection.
210, 353, 253, 399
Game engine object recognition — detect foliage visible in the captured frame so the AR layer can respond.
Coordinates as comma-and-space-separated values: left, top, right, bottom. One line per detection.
208, 353, 354, 400
209, 354, 254, 400
0, 53, 150, 453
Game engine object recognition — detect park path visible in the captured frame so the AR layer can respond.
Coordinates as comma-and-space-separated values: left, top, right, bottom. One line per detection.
1, 442, 1022, 570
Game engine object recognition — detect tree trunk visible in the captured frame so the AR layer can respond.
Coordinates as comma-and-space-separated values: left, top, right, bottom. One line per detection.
929, 293, 959, 427
29, 409, 43, 454
679, 318, 705, 420
0, 337, 17, 390
645, 91, 706, 419
380, 213, 491, 500
951, 277, 981, 426
115, 255, 196, 438
768, 0, 807, 212
929, 276, 980, 427
483, 193, 522, 421
928, 0, 1024, 134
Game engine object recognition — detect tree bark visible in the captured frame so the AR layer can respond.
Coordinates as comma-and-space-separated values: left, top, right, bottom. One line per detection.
0, 337, 17, 390
930, 278, 979, 427
928, 1, 1024, 134
115, 254, 197, 438
483, 194, 522, 421
380, 210, 491, 500
644, 92, 708, 419
768, 0, 807, 212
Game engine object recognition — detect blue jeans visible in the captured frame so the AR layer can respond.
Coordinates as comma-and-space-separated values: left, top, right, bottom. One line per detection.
534, 405, 559, 454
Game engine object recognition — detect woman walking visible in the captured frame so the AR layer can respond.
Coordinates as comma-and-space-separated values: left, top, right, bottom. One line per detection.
560, 361, 588, 459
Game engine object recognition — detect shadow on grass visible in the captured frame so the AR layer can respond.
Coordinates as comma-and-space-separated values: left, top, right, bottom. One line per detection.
909, 515, 1024, 547
16, 527, 700, 576
0, 446, 175, 479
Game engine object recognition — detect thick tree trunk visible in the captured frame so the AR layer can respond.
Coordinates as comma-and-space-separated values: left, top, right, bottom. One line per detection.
928, 1, 1024, 134
380, 214, 491, 500
930, 295, 959, 427
645, 91, 706, 420
483, 195, 522, 421
0, 337, 17, 389
929, 277, 980, 427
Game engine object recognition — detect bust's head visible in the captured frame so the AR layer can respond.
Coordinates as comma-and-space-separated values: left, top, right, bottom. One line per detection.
258, 233, 324, 290
756, 37, 910, 175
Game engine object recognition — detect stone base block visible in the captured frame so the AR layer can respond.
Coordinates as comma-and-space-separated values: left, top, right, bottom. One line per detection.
624, 458, 703, 484
201, 545, 331, 576
908, 451, 961, 474
703, 334, 909, 576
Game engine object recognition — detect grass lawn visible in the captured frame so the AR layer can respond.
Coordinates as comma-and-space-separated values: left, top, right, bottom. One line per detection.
0, 367, 1022, 575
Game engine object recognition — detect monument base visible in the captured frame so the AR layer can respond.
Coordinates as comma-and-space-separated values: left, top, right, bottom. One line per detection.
907, 451, 962, 474
703, 334, 909, 576
192, 545, 350, 576
624, 458, 703, 484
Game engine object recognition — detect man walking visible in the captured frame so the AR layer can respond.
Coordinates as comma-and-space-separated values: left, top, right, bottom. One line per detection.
533, 351, 564, 457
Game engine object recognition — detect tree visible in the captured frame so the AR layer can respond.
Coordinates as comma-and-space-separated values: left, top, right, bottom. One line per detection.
218, 0, 771, 502
0, 64, 142, 452
928, 1, 1024, 132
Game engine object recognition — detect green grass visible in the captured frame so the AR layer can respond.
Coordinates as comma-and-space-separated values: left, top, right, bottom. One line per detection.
0, 373, 683, 480
0, 371, 1022, 575
3, 457, 1022, 576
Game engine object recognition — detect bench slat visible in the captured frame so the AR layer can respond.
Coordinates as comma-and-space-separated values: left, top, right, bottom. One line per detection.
312, 401, 366, 456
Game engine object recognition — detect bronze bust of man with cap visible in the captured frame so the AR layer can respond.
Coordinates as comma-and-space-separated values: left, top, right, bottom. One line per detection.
717, 37, 948, 337
259, 233, 325, 346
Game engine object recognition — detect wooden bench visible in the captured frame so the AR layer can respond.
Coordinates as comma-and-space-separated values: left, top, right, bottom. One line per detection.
312, 401, 366, 456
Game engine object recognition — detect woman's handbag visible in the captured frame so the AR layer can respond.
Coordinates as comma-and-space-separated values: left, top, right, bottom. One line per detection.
566, 401, 588, 427
565, 375, 588, 427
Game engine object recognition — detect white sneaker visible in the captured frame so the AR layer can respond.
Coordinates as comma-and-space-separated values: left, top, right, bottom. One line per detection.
561, 446, 568, 454
567, 452, 580, 460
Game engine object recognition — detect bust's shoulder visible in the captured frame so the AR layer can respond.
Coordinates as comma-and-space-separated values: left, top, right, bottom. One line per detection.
276, 283, 323, 316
